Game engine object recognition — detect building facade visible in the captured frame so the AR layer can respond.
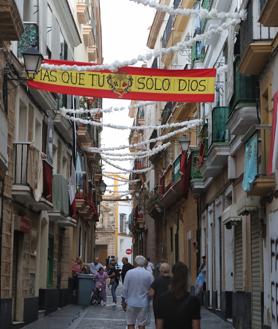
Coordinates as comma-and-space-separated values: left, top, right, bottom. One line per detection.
128, 1, 278, 328
0, 0, 103, 328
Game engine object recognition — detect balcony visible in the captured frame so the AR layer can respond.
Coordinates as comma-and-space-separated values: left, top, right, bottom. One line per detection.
228, 57, 259, 135
0, 0, 23, 41
161, 102, 175, 124
222, 205, 241, 228
259, 0, 278, 27
160, 153, 190, 209
239, 0, 277, 75
242, 126, 275, 196
161, 15, 173, 49
48, 174, 76, 227
12, 143, 53, 212
82, 24, 95, 47
191, 40, 206, 66
77, 123, 92, 147
76, 1, 90, 25
53, 113, 72, 142
17, 22, 39, 57
88, 46, 97, 62
201, 107, 230, 177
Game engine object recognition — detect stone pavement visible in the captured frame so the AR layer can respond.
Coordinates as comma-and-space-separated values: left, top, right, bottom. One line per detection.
22, 286, 234, 329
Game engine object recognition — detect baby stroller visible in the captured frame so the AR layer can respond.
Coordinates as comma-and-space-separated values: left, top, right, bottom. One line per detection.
90, 282, 102, 305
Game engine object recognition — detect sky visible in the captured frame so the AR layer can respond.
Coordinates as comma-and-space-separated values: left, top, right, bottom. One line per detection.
100, 0, 155, 189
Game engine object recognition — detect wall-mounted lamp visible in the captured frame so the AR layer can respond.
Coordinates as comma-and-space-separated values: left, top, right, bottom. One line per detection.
178, 136, 190, 152
3, 47, 43, 112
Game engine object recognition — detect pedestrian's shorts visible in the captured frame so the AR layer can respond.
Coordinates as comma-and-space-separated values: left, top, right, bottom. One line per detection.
126, 305, 149, 326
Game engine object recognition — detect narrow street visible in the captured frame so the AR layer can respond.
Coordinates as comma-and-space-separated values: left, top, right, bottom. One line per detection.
22, 288, 233, 329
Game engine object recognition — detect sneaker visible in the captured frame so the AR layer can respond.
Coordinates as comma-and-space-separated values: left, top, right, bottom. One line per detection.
101, 301, 106, 306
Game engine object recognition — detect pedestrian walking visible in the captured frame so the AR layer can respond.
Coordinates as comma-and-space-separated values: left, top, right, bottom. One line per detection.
107, 260, 120, 305
89, 256, 103, 276
94, 267, 108, 306
149, 263, 171, 322
156, 262, 201, 329
71, 256, 82, 297
122, 255, 153, 329
121, 257, 134, 283
145, 257, 154, 274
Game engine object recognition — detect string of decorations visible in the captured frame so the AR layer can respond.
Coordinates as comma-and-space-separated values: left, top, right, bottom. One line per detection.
129, 0, 246, 20
86, 121, 200, 151
95, 142, 170, 157
41, 18, 241, 73
102, 156, 153, 174
102, 173, 140, 183
60, 109, 200, 131
61, 101, 155, 115
105, 182, 129, 187
106, 189, 134, 194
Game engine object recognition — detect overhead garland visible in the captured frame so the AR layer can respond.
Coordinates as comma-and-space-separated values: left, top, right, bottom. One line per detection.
129, 0, 246, 20
96, 143, 171, 157
60, 110, 200, 131
62, 101, 155, 115
86, 121, 201, 151
38, 18, 240, 74
102, 156, 153, 174
102, 174, 140, 184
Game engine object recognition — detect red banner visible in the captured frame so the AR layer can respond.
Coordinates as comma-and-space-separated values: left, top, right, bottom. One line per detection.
28, 59, 216, 102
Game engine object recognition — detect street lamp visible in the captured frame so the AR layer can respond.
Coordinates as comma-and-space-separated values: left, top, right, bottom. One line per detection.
3, 47, 43, 112
99, 180, 107, 194
21, 47, 44, 79
178, 136, 190, 152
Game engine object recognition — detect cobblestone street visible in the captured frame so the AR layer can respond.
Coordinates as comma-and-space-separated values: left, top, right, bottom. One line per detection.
22, 288, 233, 329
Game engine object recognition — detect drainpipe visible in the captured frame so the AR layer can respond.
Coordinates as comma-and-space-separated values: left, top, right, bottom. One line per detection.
0, 178, 5, 300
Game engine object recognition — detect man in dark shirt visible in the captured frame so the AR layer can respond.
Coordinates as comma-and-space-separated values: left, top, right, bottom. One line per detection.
121, 257, 134, 283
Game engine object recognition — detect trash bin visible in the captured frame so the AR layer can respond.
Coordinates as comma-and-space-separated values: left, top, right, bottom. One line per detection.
77, 273, 95, 306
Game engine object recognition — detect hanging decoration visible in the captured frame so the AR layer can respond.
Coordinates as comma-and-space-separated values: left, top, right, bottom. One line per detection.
60, 110, 201, 131
29, 59, 216, 102
39, 18, 240, 73
86, 121, 200, 152
102, 156, 153, 174
62, 101, 156, 115
96, 143, 171, 157
129, 0, 246, 20
102, 173, 140, 183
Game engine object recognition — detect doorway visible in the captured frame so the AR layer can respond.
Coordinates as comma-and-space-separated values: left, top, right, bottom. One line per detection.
12, 230, 23, 321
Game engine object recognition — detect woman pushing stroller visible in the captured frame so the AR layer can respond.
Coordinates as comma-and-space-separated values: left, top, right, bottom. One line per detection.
93, 267, 108, 306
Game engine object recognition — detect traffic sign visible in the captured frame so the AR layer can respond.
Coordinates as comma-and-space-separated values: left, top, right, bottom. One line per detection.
126, 248, 132, 255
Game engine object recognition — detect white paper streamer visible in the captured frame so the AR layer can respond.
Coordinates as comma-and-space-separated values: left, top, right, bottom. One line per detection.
129, 0, 246, 20
102, 156, 153, 174
41, 18, 241, 72
102, 173, 140, 183
86, 121, 200, 151
60, 109, 200, 131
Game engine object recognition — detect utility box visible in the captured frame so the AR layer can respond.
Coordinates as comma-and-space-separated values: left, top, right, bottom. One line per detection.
77, 274, 95, 306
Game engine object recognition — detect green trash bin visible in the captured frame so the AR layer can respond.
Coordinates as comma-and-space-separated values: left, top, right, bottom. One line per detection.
77, 273, 95, 306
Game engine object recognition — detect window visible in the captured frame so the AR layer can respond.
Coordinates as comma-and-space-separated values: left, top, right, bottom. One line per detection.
120, 213, 127, 233
18, 101, 28, 141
